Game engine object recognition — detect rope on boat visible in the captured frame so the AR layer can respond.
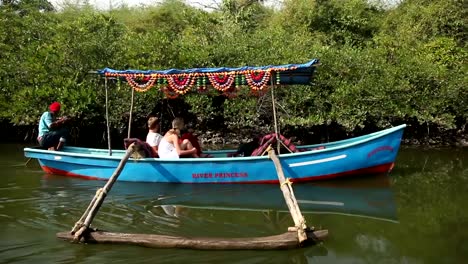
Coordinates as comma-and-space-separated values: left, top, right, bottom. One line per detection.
71, 143, 136, 242
267, 145, 310, 243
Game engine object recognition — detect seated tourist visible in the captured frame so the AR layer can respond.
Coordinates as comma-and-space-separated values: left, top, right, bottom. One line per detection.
180, 123, 202, 156
158, 117, 199, 159
145, 116, 163, 157
179, 121, 214, 158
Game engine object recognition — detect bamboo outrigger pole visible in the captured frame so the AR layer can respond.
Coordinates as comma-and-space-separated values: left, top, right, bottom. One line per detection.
70, 143, 136, 242
267, 146, 310, 243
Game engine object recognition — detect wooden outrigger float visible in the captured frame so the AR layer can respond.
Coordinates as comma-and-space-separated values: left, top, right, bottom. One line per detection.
57, 144, 328, 249
56, 230, 327, 250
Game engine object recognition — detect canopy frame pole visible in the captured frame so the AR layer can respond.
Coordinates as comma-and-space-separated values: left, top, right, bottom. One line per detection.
127, 87, 135, 138
270, 73, 280, 154
105, 77, 112, 156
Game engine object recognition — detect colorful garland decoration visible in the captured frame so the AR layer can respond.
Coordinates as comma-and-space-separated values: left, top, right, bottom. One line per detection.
103, 64, 302, 95
125, 74, 158, 92
197, 76, 209, 94
245, 70, 271, 91
207, 73, 235, 92
166, 74, 196, 95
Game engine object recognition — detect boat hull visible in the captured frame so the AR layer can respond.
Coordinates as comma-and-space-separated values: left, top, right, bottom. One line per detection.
24, 125, 405, 183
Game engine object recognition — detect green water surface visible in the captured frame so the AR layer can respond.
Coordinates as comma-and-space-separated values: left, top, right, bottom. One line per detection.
0, 144, 467, 263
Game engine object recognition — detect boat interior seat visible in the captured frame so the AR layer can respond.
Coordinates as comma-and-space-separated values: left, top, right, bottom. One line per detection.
251, 133, 299, 156
123, 138, 158, 158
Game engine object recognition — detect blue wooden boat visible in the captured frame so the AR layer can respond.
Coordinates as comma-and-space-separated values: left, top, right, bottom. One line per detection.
24, 124, 405, 183
24, 59, 406, 184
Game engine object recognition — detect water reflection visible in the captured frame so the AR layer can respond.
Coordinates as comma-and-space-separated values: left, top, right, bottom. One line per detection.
36, 173, 398, 261
40, 173, 397, 220
122, 173, 397, 222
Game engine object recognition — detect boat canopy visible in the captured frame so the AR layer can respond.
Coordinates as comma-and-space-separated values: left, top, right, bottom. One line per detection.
97, 59, 319, 97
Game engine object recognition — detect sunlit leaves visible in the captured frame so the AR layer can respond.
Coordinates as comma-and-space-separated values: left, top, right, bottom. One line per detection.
0, 0, 466, 142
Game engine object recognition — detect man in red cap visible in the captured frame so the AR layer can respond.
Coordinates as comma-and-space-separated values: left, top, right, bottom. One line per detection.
37, 102, 69, 150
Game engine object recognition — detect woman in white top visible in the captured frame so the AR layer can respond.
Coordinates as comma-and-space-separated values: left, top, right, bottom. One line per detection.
146, 117, 163, 156
158, 117, 198, 159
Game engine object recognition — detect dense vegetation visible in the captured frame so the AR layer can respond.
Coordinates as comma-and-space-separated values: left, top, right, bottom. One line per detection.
0, 0, 466, 146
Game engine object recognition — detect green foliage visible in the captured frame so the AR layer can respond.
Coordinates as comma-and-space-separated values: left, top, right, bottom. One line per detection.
0, 3, 58, 121
280, 0, 383, 47
0, 0, 466, 143
381, 0, 467, 46
223, 92, 261, 131
220, 0, 271, 32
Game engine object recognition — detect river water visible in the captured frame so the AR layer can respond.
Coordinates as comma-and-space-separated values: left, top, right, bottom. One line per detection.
1, 143, 467, 263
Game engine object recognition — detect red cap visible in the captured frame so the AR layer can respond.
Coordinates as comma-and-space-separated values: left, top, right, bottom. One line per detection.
49, 102, 61, 112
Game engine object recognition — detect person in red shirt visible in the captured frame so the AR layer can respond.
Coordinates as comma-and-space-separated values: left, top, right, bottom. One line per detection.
180, 127, 202, 156
176, 118, 212, 158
